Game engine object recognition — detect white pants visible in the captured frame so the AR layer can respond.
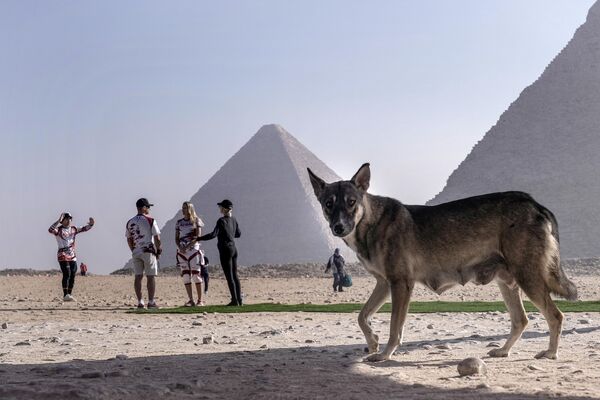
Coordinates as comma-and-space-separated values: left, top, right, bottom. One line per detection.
177, 249, 204, 284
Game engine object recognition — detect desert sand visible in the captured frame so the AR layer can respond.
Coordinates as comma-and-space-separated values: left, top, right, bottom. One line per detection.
0, 273, 599, 399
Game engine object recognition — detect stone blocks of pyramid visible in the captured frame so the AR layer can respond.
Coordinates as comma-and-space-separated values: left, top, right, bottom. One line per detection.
160, 124, 352, 267
428, 2, 600, 258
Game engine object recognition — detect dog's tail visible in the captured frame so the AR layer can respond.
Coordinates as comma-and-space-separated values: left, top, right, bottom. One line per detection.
539, 206, 578, 301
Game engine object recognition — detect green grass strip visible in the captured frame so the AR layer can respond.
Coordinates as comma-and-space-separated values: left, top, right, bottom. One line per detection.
132, 300, 600, 314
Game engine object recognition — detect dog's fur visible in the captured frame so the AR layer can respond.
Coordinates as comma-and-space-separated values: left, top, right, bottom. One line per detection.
308, 163, 577, 362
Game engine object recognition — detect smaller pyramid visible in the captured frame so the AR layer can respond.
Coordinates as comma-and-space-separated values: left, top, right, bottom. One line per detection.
160, 124, 352, 266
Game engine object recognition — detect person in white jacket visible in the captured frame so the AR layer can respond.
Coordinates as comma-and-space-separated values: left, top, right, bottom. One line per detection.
48, 212, 94, 301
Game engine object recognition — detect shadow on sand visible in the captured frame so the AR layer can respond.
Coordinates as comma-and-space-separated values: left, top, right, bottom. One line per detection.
0, 340, 597, 400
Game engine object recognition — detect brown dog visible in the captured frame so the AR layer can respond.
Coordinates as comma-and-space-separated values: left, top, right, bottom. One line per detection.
308, 163, 577, 362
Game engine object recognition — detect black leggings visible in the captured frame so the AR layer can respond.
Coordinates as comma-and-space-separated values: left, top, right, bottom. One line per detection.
59, 260, 77, 295
219, 245, 241, 304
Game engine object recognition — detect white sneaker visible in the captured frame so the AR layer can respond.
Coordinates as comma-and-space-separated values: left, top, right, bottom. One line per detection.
63, 294, 75, 302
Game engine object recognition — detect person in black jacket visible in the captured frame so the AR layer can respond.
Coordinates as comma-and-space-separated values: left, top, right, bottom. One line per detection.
198, 199, 242, 306
325, 248, 346, 292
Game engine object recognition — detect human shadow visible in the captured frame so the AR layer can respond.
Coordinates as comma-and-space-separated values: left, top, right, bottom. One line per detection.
0, 343, 596, 400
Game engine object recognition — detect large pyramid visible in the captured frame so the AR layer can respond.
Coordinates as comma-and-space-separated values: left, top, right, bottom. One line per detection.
160, 124, 352, 267
428, 2, 600, 258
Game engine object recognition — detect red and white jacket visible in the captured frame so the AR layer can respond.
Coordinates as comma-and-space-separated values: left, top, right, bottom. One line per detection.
48, 222, 93, 262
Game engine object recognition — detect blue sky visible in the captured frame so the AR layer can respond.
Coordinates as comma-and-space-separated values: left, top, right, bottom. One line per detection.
0, 0, 595, 273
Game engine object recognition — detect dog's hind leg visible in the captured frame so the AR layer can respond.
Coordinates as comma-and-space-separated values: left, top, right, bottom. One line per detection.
522, 287, 563, 359
488, 281, 528, 358
365, 279, 413, 362
358, 277, 390, 354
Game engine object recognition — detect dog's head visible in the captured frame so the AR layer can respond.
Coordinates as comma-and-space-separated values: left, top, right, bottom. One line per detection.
307, 163, 370, 237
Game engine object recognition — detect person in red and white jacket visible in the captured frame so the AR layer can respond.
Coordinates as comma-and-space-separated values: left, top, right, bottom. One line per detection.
176, 201, 205, 307
48, 212, 94, 301
126, 198, 161, 309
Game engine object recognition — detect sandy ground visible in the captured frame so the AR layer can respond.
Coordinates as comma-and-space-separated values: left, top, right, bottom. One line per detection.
0, 274, 599, 399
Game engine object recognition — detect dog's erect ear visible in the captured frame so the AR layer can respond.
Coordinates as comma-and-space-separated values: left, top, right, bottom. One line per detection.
351, 163, 370, 192
307, 168, 326, 197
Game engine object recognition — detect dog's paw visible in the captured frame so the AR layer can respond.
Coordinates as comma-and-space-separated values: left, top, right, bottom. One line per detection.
487, 348, 509, 358
366, 342, 379, 354
534, 350, 557, 360
364, 352, 389, 363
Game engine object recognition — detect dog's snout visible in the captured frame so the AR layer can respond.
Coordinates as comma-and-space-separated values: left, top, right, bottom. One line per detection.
333, 224, 344, 235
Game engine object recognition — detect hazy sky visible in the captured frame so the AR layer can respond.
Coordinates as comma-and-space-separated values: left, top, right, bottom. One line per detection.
0, 0, 595, 273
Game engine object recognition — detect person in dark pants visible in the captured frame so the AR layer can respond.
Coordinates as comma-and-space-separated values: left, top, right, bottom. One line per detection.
48, 212, 94, 301
198, 199, 242, 306
325, 248, 346, 292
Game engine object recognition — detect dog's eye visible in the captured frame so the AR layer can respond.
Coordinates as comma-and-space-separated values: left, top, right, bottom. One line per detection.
348, 199, 356, 207
325, 200, 334, 209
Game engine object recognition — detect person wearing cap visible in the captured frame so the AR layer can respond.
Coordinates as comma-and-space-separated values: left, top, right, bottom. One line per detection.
126, 198, 162, 309
198, 199, 242, 306
48, 212, 94, 301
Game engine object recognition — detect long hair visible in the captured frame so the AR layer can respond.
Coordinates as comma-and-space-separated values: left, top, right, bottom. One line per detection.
183, 201, 199, 229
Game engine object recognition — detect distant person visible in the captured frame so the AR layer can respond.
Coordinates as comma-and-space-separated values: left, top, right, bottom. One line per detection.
325, 248, 346, 292
48, 212, 94, 301
80, 262, 88, 276
126, 198, 162, 309
198, 199, 242, 306
176, 201, 205, 306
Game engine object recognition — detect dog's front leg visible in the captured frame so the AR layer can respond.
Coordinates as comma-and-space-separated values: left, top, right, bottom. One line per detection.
365, 279, 413, 362
358, 277, 390, 354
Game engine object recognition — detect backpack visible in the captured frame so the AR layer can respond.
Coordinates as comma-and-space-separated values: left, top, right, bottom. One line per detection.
341, 273, 353, 287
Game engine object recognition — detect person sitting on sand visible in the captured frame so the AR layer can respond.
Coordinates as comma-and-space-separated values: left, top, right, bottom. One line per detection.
325, 248, 346, 292
48, 212, 94, 301
176, 201, 205, 307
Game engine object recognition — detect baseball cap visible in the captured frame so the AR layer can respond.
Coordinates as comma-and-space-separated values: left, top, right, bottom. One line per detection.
136, 198, 154, 208
217, 199, 233, 209
62, 212, 73, 220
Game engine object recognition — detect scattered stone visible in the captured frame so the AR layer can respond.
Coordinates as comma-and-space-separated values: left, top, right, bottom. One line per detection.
527, 365, 545, 372
1, 323, 7, 329
115, 354, 128, 360
106, 370, 130, 377
215, 366, 222, 373
15, 341, 31, 346
427, 324, 434, 329
192, 322, 202, 326
80, 371, 105, 379
305, 339, 315, 343
436, 344, 452, 350
579, 319, 591, 324
487, 342, 501, 348
457, 357, 487, 377
260, 344, 268, 349
203, 336, 214, 344
259, 329, 283, 336
167, 382, 193, 392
